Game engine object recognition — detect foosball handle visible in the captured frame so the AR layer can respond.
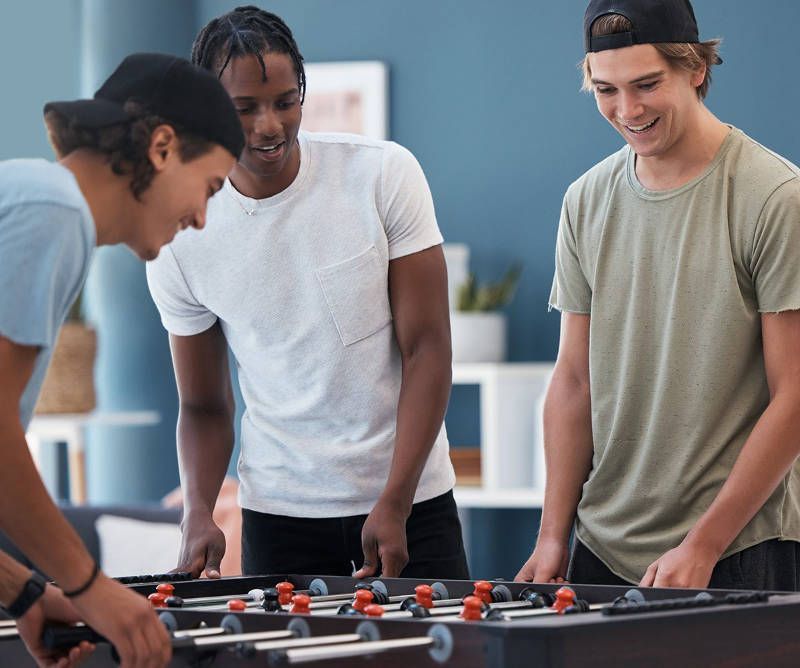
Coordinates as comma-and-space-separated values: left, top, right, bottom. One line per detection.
42, 626, 106, 650
43, 625, 193, 663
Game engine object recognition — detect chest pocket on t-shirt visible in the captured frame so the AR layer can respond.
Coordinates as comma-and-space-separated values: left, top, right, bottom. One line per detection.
316, 245, 392, 346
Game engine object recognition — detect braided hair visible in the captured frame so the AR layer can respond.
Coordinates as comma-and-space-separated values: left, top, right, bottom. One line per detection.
192, 5, 306, 103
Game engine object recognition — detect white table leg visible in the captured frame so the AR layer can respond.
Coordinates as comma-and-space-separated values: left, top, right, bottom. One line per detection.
65, 425, 87, 504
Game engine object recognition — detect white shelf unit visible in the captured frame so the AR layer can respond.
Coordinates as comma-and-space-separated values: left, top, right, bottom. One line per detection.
453, 486, 545, 509
451, 362, 553, 508
26, 411, 160, 504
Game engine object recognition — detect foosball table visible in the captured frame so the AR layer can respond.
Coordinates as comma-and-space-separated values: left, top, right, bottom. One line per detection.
2, 573, 800, 666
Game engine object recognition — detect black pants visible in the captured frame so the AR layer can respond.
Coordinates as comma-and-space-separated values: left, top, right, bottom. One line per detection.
568, 538, 800, 591
242, 490, 470, 579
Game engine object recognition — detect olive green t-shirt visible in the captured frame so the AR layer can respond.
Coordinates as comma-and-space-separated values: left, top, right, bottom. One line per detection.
550, 127, 800, 583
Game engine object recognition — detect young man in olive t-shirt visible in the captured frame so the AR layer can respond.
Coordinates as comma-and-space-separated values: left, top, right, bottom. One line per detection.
517, 0, 800, 590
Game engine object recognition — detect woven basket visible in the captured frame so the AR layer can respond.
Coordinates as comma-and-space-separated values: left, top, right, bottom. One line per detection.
35, 322, 97, 414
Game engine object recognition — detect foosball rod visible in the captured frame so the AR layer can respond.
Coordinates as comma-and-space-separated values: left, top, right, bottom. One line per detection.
271, 635, 442, 665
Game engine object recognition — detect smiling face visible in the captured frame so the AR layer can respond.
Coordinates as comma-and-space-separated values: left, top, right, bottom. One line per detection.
219, 51, 303, 198
588, 44, 706, 161
131, 129, 234, 260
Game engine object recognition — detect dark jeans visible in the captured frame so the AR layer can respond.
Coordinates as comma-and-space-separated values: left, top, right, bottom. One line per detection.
242, 490, 470, 579
568, 538, 800, 591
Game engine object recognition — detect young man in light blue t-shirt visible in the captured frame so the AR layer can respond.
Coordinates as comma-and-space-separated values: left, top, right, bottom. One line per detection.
0, 53, 242, 667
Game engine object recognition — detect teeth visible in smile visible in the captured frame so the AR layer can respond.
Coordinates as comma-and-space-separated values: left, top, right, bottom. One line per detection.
253, 144, 282, 152
626, 118, 658, 133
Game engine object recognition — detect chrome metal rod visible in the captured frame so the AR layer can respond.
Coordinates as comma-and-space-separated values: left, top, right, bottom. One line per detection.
192, 629, 294, 647
181, 593, 259, 606
252, 633, 363, 652
499, 602, 604, 619
173, 627, 228, 639
280, 636, 434, 664
195, 600, 264, 612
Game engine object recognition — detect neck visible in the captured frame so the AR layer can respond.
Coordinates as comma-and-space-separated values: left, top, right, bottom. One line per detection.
635, 104, 730, 191
229, 138, 301, 199
60, 150, 137, 247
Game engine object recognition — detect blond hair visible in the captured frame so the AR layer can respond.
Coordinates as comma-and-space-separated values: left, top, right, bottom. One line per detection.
581, 14, 722, 99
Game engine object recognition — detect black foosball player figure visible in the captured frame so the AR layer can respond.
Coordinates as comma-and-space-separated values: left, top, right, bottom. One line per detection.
0, 51, 244, 667
147, 5, 470, 582
517, 0, 800, 592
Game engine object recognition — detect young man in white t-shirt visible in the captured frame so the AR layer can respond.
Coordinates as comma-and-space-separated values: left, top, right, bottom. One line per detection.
147, 6, 468, 580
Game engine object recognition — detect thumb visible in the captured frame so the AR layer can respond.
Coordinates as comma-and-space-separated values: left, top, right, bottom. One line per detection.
205, 542, 225, 579
639, 562, 657, 587
354, 537, 379, 580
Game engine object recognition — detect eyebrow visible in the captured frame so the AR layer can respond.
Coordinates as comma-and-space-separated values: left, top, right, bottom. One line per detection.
231, 88, 299, 101
591, 70, 665, 86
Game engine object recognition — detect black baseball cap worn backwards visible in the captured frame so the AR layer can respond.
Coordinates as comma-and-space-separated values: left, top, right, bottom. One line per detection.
44, 52, 244, 159
584, 0, 701, 53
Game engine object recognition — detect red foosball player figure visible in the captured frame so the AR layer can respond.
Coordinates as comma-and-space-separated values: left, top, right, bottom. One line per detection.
552, 586, 577, 614
276, 582, 295, 606
290, 594, 311, 614
460, 596, 484, 621
415, 584, 434, 609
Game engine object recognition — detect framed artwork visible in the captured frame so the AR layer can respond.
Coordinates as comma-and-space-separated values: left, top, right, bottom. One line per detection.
301, 61, 389, 140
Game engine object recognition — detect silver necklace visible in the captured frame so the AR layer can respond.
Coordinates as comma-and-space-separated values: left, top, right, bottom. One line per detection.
227, 186, 258, 216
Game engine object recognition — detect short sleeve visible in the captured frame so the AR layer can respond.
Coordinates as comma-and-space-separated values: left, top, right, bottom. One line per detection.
0, 203, 89, 347
146, 246, 217, 336
548, 195, 592, 313
751, 179, 800, 313
379, 142, 444, 260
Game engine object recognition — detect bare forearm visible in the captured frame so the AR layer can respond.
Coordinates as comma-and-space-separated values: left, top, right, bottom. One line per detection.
382, 340, 451, 513
177, 406, 235, 517
538, 369, 594, 543
687, 394, 800, 557
0, 420, 93, 590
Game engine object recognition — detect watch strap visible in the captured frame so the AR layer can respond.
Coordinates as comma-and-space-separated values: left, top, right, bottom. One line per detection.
6, 571, 47, 619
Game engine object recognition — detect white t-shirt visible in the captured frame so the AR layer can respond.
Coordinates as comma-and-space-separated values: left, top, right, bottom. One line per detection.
147, 132, 455, 517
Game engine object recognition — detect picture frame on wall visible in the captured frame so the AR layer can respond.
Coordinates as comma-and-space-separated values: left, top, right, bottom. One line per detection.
301, 61, 388, 140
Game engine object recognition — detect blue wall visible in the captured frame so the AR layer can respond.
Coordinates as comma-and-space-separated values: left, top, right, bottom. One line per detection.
80, 1, 200, 504
0, 2, 80, 160
6, 0, 800, 576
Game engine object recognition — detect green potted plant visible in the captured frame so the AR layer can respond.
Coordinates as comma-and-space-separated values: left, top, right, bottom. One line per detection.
35, 290, 97, 414
451, 263, 522, 363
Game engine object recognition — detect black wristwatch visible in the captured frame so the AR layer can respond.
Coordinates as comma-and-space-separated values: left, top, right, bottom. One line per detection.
5, 571, 47, 619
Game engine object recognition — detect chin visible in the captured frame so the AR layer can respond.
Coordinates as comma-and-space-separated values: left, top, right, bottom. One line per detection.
137, 246, 160, 262
244, 159, 285, 179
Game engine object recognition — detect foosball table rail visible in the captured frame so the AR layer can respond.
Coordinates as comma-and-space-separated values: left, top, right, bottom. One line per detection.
3, 575, 800, 667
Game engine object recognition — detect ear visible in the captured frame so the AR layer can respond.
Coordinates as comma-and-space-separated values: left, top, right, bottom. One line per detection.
147, 124, 179, 172
690, 63, 707, 90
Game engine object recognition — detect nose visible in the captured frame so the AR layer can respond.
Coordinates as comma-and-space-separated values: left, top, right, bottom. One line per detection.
617, 90, 645, 123
253, 106, 281, 138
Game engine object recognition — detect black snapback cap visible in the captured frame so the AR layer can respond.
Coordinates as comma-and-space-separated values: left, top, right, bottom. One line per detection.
44, 53, 244, 159
584, 0, 701, 53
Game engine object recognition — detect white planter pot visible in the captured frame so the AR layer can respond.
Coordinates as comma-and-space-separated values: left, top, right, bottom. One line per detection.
451, 312, 507, 363
443, 244, 469, 310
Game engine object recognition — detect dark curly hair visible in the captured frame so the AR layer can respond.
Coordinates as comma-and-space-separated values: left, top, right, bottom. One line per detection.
44, 101, 215, 200
192, 5, 306, 103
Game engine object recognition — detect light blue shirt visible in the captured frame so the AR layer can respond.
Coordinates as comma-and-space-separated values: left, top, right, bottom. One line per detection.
0, 159, 95, 428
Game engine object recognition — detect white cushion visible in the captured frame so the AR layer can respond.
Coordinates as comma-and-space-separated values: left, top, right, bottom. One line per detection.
95, 514, 181, 578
